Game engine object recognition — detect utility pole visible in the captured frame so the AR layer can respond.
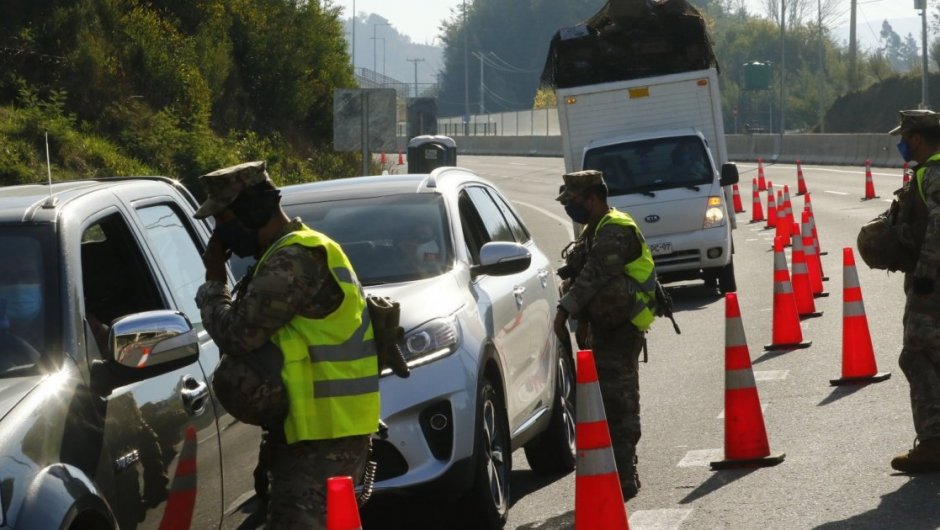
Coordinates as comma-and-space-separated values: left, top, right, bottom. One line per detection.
373, 22, 390, 79
817, 0, 825, 132
780, 0, 786, 136
477, 53, 485, 114
463, 0, 470, 135
849, 0, 857, 91
921, 0, 930, 109
407, 58, 425, 97
351, 0, 355, 69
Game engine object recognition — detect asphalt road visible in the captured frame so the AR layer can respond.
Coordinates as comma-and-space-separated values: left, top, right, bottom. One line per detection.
362, 156, 931, 530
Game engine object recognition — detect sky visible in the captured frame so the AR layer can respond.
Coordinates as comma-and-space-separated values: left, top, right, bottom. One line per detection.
332, 0, 922, 49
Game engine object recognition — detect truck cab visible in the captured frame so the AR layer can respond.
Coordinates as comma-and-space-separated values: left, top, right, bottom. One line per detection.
581, 128, 739, 293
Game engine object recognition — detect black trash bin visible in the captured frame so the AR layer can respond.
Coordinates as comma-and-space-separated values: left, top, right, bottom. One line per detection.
407, 135, 457, 174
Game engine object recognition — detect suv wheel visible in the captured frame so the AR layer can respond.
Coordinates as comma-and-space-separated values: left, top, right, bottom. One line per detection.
523, 343, 576, 474
717, 258, 737, 294
464, 375, 510, 529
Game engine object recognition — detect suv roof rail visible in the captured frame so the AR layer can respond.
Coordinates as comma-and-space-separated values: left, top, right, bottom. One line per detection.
91, 176, 202, 212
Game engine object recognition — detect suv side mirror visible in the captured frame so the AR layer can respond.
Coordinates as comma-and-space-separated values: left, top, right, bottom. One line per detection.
720, 163, 740, 186
91, 310, 199, 396
471, 242, 531, 277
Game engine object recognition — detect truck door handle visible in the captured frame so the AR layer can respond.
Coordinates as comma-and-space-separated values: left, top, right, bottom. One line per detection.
537, 269, 550, 288
180, 375, 209, 416
513, 286, 526, 307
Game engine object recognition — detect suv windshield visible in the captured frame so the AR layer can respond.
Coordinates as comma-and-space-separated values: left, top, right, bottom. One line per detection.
584, 136, 713, 196
282, 193, 453, 286
0, 226, 56, 376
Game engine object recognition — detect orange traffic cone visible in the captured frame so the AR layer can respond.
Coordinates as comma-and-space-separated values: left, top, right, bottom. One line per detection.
575, 349, 630, 529
805, 206, 829, 267
774, 190, 791, 245
765, 236, 812, 351
796, 160, 808, 195
732, 183, 745, 213
749, 178, 765, 223
158, 426, 199, 530
790, 222, 822, 318
830, 248, 892, 385
764, 185, 777, 230
801, 210, 829, 298
380, 151, 387, 164
327, 476, 363, 530
862, 159, 879, 200
783, 185, 794, 228
757, 157, 767, 191
711, 293, 785, 469
397, 150, 405, 165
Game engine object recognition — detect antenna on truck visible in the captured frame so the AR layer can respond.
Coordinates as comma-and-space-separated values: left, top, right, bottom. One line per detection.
41, 131, 58, 209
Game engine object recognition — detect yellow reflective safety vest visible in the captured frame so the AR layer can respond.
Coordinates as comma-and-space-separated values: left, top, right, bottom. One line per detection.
915, 152, 940, 201
254, 226, 380, 443
595, 209, 658, 332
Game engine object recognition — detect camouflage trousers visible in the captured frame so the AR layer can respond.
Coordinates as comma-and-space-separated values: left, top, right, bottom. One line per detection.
266, 434, 370, 530
900, 293, 940, 441
590, 324, 644, 489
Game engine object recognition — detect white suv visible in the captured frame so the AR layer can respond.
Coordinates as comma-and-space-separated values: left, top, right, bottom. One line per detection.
276, 167, 575, 529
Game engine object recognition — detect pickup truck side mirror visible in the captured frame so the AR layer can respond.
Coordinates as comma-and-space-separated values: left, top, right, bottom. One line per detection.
91, 310, 199, 396
720, 163, 740, 186
471, 242, 531, 277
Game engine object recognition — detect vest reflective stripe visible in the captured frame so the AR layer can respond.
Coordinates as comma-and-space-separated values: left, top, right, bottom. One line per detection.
915, 153, 940, 201
254, 226, 380, 443
595, 209, 657, 332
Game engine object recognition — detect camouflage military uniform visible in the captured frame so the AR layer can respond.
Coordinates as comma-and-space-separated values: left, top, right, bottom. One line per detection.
900, 159, 940, 442
557, 171, 646, 498
194, 162, 372, 529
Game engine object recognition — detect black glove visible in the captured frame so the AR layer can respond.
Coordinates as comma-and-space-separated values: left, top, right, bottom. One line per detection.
913, 277, 934, 295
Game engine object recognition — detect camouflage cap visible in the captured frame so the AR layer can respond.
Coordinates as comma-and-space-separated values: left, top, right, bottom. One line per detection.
193, 161, 275, 219
555, 169, 606, 203
889, 109, 940, 135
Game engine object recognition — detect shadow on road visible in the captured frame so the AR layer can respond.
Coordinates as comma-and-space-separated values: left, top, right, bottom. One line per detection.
665, 283, 723, 313
751, 347, 801, 365
817, 383, 867, 406
813, 475, 940, 529
678, 468, 757, 504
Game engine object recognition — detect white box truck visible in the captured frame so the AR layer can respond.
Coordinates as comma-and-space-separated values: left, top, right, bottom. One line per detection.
556, 68, 740, 293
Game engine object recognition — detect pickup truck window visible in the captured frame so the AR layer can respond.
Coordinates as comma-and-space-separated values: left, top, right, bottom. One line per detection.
0, 231, 48, 375
137, 204, 205, 330
584, 136, 712, 195
81, 214, 164, 356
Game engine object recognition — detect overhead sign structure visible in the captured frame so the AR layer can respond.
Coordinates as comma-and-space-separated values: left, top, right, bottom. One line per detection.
333, 88, 397, 175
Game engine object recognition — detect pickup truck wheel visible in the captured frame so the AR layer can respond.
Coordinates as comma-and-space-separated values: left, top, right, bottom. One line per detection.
464, 375, 511, 529
523, 343, 576, 474
717, 259, 737, 294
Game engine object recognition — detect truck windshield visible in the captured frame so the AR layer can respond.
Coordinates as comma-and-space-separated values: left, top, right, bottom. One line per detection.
584, 136, 713, 196
0, 226, 56, 376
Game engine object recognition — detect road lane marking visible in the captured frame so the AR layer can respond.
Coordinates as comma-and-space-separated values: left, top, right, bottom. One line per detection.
824, 190, 848, 195
514, 200, 573, 233
718, 403, 767, 419
755, 369, 789, 381
678, 448, 723, 467
630, 509, 693, 530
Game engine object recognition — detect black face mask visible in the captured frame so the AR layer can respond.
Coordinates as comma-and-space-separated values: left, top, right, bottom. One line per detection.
214, 219, 259, 258
564, 201, 591, 224
229, 187, 282, 229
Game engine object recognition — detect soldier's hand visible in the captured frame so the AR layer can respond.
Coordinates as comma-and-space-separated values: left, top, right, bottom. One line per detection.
203, 234, 231, 283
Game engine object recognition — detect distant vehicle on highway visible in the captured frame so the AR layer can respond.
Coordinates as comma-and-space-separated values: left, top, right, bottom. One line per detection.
253, 168, 576, 528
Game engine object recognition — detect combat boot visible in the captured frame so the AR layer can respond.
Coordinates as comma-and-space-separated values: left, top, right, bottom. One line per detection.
620, 454, 641, 500
891, 437, 940, 472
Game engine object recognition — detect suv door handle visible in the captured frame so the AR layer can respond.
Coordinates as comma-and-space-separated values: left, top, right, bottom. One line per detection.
512, 286, 526, 307
181, 375, 209, 416
537, 269, 550, 288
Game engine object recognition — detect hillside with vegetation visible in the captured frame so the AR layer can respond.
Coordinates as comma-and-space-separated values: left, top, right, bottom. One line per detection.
0, 0, 362, 187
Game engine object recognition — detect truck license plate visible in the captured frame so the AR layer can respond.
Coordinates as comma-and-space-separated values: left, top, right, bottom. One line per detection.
649, 242, 673, 256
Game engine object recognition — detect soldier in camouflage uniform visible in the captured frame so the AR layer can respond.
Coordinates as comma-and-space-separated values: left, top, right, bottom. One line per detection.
193, 161, 379, 528
553, 170, 657, 500
889, 110, 940, 473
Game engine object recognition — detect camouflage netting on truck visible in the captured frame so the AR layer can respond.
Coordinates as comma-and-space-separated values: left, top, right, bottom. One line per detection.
540, 0, 718, 90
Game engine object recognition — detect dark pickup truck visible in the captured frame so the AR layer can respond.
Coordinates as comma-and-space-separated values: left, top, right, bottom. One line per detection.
0, 178, 262, 529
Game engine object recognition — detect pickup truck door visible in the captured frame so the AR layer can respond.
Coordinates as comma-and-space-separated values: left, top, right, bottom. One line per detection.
79, 206, 225, 530
132, 200, 264, 528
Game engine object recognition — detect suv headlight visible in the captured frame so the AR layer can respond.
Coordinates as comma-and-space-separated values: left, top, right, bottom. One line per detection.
703, 196, 725, 229
401, 315, 460, 364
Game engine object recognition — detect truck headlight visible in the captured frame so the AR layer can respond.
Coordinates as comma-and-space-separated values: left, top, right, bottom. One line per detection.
401, 315, 460, 363
703, 196, 725, 229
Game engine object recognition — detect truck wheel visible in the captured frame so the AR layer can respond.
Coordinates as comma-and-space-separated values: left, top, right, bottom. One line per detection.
717, 259, 737, 294
464, 375, 510, 529
523, 343, 576, 474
